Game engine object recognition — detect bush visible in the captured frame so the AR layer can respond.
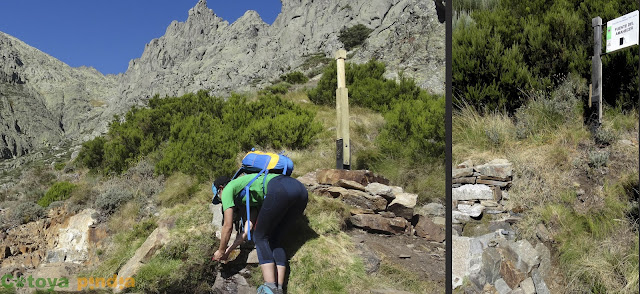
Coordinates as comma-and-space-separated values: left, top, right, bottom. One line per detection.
588, 150, 610, 168
77, 136, 106, 169
83, 90, 321, 179
95, 180, 134, 214
38, 182, 76, 207
378, 92, 445, 162
453, 0, 639, 113
260, 82, 291, 95
280, 71, 309, 84
2, 202, 44, 228
338, 24, 373, 50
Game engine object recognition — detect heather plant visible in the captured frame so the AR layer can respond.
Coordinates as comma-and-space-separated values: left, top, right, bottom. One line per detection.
38, 181, 76, 207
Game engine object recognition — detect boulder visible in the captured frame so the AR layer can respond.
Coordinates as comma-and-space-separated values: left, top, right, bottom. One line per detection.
115, 226, 170, 293
535, 243, 551, 278
297, 171, 318, 188
458, 203, 484, 218
365, 182, 395, 201
46, 209, 98, 264
457, 160, 474, 169
349, 214, 408, 235
414, 215, 445, 242
388, 192, 417, 220
343, 190, 387, 211
502, 239, 540, 274
520, 277, 536, 294
416, 203, 444, 217
452, 168, 473, 178
494, 278, 512, 294
500, 259, 526, 289
336, 179, 367, 191
482, 247, 502, 284
452, 184, 494, 201
452, 210, 471, 224
315, 186, 348, 198
475, 159, 512, 179
316, 169, 389, 186
531, 268, 550, 294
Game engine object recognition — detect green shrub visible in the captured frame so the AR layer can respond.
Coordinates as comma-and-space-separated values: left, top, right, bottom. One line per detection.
235, 94, 323, 151
338, 24, 373, 50
301, 53, 331, 70
453, 0, 639, 112
85, 90, 321, 179
260, 82, 291, 95
280, 71, 309, 84
378, 92, 445, 162
77, 136, 106, 169
38, 182, 76, 207
54, 162, 66, 171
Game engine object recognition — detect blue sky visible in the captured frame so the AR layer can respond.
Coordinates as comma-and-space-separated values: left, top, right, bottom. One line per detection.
0, 0, 281, 75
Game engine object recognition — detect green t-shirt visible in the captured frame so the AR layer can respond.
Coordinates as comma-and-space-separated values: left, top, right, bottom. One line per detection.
221, 173, 280, 210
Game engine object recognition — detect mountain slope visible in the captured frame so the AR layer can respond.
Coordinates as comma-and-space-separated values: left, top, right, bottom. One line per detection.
0, 0, 444, 160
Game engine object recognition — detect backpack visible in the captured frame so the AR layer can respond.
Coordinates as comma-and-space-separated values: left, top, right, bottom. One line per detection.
231, 149, 294, 240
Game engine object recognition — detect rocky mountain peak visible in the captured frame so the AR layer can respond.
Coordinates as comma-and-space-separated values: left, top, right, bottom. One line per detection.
188, 0, 211, 17
0, 0, 444, 160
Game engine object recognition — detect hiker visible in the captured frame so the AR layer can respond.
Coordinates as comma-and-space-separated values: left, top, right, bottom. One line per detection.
212, 173, 308, 294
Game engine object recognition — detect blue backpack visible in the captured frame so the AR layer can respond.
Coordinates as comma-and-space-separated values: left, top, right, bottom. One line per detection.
231, 149, 293, 240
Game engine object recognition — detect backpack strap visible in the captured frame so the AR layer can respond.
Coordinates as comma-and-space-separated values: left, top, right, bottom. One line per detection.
239, 167, 267, 241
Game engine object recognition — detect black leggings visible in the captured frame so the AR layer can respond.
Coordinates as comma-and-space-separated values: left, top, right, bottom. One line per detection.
253, 175, 308, 266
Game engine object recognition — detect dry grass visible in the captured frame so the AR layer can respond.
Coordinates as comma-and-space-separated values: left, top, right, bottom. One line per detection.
454, 95, 639, 292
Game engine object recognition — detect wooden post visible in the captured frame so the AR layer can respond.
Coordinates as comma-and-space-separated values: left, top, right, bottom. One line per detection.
592, 17, 603, 125
335, 49, 350, 169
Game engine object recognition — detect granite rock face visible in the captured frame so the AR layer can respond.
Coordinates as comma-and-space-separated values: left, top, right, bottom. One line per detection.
0, 0, 444, 159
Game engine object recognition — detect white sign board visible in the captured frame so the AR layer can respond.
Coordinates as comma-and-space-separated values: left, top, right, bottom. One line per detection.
606, 10, 639, 53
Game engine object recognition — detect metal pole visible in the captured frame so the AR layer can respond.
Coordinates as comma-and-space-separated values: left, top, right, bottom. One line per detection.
592, 17, 603, 126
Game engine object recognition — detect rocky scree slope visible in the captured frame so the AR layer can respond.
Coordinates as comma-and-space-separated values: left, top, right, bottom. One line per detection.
0, 0, 444, 160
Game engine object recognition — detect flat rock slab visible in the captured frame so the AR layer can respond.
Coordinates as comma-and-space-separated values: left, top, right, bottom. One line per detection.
366, 182, 395, 201
316, 169, 389, 186
453, 184, 494, 201
350, 214, 408, 235
458, 203, 484, 218
337, 179, 367, 191
452, 168, 473, 178
475, 159, 512, 179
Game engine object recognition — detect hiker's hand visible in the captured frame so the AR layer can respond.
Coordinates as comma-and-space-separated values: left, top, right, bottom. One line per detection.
213, 249, 226, 261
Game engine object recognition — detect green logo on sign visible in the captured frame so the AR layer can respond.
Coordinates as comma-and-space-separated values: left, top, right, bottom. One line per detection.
607, 26, 612, 40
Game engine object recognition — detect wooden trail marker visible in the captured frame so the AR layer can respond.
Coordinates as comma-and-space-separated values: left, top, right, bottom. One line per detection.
335, 49, 350, 169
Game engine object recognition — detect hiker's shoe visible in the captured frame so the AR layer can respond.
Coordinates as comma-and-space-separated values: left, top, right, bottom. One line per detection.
257, 284, 275, 294
274, 288, 284, 294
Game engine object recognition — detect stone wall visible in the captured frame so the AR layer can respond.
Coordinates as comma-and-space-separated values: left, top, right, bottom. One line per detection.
299, 169, 445, 243
452, 159, 552, 294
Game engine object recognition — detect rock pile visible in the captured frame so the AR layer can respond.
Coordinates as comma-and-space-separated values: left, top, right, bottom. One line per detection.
452, 159, 552, 294
452, 159, 514, 235
0, 208, 105, 278
299, 169, 445, 243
